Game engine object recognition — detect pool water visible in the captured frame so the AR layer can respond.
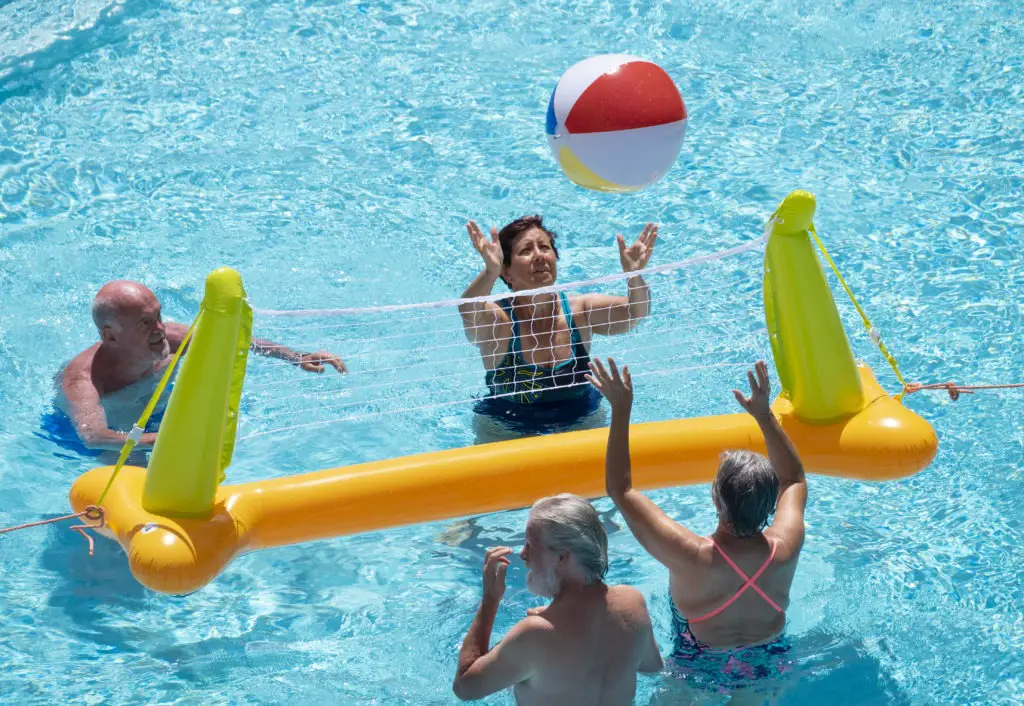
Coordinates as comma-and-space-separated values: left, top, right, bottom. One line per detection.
2, 0, 1023, 703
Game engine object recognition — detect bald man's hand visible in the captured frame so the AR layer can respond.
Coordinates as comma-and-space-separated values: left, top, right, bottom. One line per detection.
296, 351, 346, 374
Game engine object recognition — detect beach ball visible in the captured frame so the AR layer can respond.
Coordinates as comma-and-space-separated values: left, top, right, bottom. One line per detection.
546, 54, 687, 193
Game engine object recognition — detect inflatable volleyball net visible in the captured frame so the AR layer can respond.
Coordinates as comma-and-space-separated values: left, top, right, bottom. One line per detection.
67, 191, 939, 594
237, 234, 773, 449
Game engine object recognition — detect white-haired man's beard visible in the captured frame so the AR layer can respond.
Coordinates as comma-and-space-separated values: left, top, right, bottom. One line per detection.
526, 563, 560, 598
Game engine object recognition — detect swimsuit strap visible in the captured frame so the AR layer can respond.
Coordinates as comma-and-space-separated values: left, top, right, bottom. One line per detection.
559, 291, 592, 364
559, 292, 579, 341
689, 539, 782, 624
495, 298, 521, 356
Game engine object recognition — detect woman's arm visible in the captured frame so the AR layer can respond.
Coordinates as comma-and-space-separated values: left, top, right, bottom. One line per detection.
578, 224, 657, 336
587, 358, 704, 571
458, 221, 506, 348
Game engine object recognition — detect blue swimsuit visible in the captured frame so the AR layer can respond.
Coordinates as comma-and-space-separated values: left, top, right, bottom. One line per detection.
475, 292, 601, 432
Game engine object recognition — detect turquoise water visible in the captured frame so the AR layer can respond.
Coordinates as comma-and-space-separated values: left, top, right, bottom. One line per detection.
2, 0, 1023, 702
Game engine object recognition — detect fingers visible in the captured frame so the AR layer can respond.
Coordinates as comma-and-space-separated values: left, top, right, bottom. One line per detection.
747, 369, 757, 392
490, 226, 500, 244
607, 358, 621, 382
646, 224, 658, 250
622, 365, 632, 389
733, 389, 750, 408
466, 222, 481, 249
616, 233, 626, 254
306, 351, 345, 374
589, 357, 609, 381
755, 360, 769, 390
301, 360, 325, 373
485, 546, 513, 563
484, 546, 513, 575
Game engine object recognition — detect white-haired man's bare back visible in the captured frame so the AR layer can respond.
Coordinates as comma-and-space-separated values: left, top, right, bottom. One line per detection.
454, 495, 662, 704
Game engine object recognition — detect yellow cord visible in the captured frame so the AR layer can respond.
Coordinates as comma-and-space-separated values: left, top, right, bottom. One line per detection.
95, 313, 200, 506
808, 223, 909, 399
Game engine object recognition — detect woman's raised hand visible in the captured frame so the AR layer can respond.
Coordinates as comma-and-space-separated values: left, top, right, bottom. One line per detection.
467, 221, 503, 275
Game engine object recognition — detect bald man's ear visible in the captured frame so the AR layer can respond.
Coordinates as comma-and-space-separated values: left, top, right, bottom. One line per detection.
99, 325, 117, 343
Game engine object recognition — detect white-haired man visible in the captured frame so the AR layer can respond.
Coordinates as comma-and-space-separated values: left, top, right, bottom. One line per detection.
453, 493, 663, 704
59, 280, 344, 450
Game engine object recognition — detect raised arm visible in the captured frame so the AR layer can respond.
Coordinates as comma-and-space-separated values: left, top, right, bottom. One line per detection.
581, 224, 656, 336
587, 358, 704, 571
453, 547, 540, 701
458, 221, 506, 348
733, 361, 807, 558
61, 366, 158, 450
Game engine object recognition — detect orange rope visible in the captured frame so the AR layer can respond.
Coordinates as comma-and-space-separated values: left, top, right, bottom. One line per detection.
0, 506, 105, 557
903, 381, 1024, 401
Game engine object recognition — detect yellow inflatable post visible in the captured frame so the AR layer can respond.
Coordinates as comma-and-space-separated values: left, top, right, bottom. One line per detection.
763, 190, 865, 423
143, 267, 252, 516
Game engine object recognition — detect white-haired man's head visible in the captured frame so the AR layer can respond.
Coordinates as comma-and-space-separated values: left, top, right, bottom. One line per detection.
519, 494, 608, 598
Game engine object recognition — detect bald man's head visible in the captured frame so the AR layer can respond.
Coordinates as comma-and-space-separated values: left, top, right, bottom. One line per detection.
92, 281, 159, 331
91, 281, 169, 359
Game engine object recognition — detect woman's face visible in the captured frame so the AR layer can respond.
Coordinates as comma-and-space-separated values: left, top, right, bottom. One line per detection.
502, 227, 558, 291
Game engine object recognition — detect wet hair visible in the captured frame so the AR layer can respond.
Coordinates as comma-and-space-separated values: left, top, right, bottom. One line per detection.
712, 451, 779, 537
528, 493, 608, 583
497, 215, 559, 286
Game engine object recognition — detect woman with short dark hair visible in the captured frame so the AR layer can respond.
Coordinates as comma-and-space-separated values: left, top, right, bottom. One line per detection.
458, 215, 656, 438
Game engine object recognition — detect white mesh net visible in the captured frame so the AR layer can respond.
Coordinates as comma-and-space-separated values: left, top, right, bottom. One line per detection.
238, 235, 771, 444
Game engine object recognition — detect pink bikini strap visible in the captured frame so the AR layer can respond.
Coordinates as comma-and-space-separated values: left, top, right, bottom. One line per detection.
688, 539, 782, 624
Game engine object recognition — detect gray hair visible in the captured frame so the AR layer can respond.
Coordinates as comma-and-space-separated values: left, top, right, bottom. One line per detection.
712, 451, 779, 537
528, 494, 608, 583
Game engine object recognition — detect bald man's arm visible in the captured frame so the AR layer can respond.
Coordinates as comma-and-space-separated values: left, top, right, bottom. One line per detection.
250, 338, 347, 373
167, 320, 345, 373
61, 364, 158, 450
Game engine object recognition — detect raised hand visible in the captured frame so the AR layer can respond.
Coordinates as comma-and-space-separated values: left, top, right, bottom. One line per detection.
617, 223, 658, 273
586, 357, 633, 411
733, 360, 772, 419
482, 546, 513, 602
467, 221, 504, 275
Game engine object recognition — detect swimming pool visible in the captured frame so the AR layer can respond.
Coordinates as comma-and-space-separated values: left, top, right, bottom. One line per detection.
2, 0, 1022, 702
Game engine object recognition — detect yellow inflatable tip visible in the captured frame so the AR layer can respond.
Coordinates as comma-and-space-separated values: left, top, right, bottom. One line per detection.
204, 267, 245, 315
773, 190, 816, 235
142, 267, 251, 517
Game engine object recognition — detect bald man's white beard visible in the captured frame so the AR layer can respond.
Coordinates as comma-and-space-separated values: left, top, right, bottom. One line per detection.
148, 337, 170, 360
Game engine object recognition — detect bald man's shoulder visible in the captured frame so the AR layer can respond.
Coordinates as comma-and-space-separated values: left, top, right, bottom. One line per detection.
60, 343, 102, 393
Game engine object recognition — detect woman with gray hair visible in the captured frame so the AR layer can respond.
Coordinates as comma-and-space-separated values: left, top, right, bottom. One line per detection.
453, 493, 663, 704
588, 358, 807, 693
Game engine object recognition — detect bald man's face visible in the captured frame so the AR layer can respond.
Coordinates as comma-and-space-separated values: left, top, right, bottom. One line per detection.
99, 290, 169, 360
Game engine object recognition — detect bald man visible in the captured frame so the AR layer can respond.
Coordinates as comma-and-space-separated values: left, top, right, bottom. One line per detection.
58, 280, 344, 451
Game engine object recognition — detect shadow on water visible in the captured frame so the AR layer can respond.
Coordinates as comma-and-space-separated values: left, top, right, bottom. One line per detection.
37, 521, 314, 690
38, 520, 152, 648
